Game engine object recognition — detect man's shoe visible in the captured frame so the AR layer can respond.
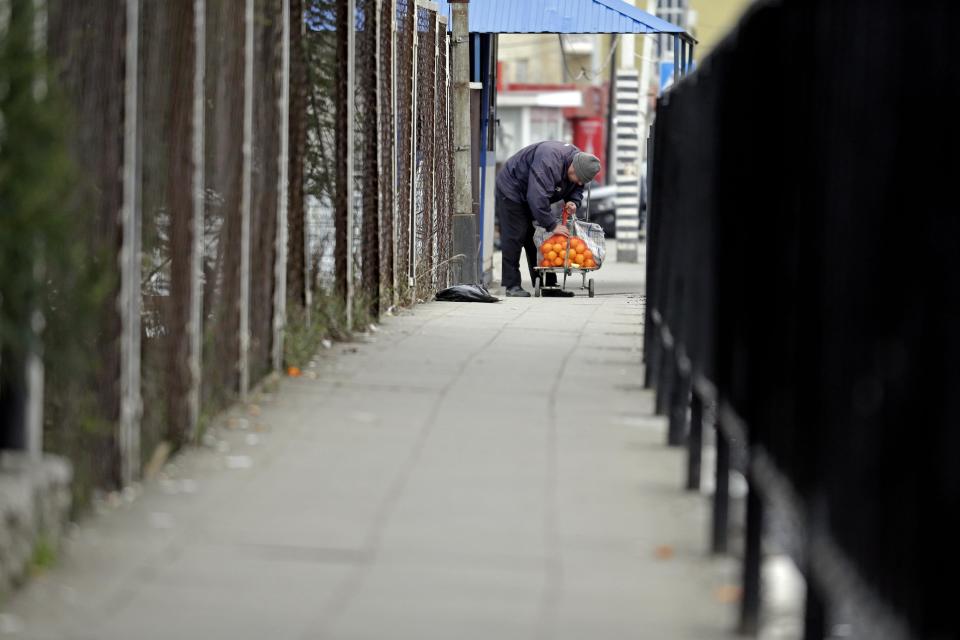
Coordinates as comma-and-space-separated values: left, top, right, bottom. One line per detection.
542, 289, 574, 298
505, 286, 531, 298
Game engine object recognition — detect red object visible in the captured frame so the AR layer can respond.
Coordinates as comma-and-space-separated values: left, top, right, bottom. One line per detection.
572, 116, 606, 184
505, 82, 578, 92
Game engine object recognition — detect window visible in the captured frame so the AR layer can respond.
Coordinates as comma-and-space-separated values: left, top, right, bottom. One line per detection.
514, 59, 528, 83
530, 108, 568, 146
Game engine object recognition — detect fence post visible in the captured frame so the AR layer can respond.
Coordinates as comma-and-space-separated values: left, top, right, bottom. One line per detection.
346, 0, 356, 329
119, 0, 142, 486
426, 11, 443, 293
390, 0, 398, 307
438, 13, 450, 287
360, 0, 380, 321
239, 0, 254, 400
25, 0, 48, 459
375, 0, 385, 312
273, 0, 291, 373
188, 0, 206, 439
408, 3, 418, 305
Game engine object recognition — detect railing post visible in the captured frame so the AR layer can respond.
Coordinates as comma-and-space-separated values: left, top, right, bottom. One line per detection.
739, 476, 764, 636
803, 579, 827, 640
686, 393, 704, 490
667, 367, 690, 446
654, 334, 674, 416
712, 424, 731, 554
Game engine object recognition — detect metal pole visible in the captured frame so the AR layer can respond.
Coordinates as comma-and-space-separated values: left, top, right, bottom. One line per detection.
449, 0, 477, 283
476, 33, 489, 281
604, 36, 617, 185
740, 477, 764, 636
409, 4, 418, 304
239, 0, 254, 400
654, 339, 674, 416
273, 0, 291, 372
803, 580, 828, 640
667, 366, 690, 447
120, 0, 142, 485
303, 9, 312, 325
672, 34, 679, 85
431, 12, 440, 289
374, 0, 384, 310
712, 425, 731, 554
390, 0, 398, 307
667, 368, 690, 447
345, 0, 355, 329
189, 0, 206, 439
686, 392, 704, 490
25, 0, 47, 458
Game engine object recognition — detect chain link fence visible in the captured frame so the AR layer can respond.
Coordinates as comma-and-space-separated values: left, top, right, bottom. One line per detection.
394, 0, 415, 303
1, 0, 457, 501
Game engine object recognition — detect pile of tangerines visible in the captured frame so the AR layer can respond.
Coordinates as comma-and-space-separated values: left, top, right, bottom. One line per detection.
538, 234, 597, 269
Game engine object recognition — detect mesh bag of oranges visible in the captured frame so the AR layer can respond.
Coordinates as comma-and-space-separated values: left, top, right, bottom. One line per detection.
535, 218, 606, 270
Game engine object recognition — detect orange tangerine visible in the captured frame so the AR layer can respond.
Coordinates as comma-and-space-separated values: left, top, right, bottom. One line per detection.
547, 250, 558, 260
553, 257, 564, 267
585, 258, 596, 268
541, 258, 552, 267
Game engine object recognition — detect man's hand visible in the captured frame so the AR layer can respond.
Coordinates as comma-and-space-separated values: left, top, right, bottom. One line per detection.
552, 224, 571, 237
564, 201, 577, 216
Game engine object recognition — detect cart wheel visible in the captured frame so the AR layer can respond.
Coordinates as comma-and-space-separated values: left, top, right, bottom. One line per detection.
534, 277, 542, 298
588, 278, 595, 298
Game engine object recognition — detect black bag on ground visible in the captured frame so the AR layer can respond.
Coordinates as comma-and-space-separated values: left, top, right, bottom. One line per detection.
434, 284, 500, 303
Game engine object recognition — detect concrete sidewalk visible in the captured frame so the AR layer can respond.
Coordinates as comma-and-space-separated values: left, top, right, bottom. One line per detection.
1, 253, 745, 639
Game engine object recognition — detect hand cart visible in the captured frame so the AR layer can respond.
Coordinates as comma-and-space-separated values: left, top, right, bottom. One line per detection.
532, 200, 603, 299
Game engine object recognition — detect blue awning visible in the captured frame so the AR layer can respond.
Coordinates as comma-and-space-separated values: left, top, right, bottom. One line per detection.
433, 0, 685, 35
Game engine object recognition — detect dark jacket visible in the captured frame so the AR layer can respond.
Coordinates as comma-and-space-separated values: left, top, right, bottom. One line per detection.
496, 141, 585, 231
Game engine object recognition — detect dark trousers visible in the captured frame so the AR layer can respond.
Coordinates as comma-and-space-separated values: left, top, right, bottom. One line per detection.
496, 189, 557, 289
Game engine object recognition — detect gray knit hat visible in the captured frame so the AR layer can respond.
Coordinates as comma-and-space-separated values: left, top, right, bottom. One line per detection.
572, 152, 601, 183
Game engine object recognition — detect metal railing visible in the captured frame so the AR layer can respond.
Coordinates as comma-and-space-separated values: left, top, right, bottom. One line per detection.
643, 1, 960, 638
